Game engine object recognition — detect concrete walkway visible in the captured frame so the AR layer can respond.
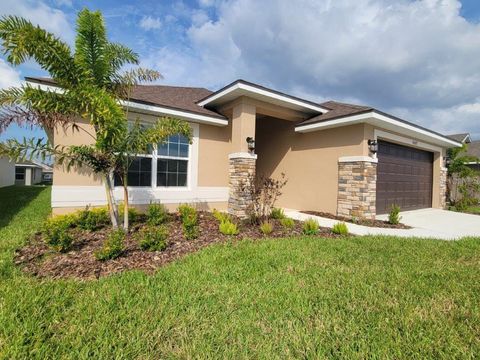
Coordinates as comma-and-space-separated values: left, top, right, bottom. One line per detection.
284, 208, 480, 240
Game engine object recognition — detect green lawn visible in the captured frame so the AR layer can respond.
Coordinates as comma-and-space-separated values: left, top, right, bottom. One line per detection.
0, 186, 479, 358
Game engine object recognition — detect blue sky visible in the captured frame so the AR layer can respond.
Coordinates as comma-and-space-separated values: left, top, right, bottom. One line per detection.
1, 0, 480, 143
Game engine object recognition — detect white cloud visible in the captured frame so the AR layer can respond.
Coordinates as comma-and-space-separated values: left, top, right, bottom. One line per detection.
139, 15, 162, 30
53, 0, 73, 7
0, 0, 74, 43
145, 0, 480, 137
0, 59, 22, 89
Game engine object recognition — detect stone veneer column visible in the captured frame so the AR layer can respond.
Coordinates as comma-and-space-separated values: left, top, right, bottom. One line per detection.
439, 167, 448, 209
337, 156, 378, 219
228, 152, 257, 218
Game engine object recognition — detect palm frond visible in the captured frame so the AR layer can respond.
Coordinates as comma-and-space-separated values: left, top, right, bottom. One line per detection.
111, 67, 162, 98
105, 42, 139, 74
74, 9, 109, 85
0, 15, 78, 86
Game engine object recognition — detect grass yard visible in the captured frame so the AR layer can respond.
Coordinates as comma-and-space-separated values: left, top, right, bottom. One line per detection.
0, 186, 479, 358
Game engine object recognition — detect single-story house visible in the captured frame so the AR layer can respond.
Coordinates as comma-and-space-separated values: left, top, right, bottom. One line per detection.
26, 77, 461, 217
15, 160, 48, 186
448, 133, 480, 171
41, 163, 53, 183
0, 156, 15, 188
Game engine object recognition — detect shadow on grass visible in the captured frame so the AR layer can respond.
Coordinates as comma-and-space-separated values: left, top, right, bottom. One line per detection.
0, 186, 49, 228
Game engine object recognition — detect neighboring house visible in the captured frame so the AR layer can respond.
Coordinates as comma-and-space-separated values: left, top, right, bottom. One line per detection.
26, 77, 461, 217
15, 160, 44, 186
448, 133, 480, 171
0, 156, 15, 188
39, 163, 53, 183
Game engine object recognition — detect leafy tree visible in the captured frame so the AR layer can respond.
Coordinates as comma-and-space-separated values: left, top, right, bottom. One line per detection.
0, 9, 191, 230
446, 143, 480, 209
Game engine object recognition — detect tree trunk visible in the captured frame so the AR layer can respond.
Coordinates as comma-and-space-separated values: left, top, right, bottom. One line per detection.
104, 174, 119, 228
123, 173, 129, 231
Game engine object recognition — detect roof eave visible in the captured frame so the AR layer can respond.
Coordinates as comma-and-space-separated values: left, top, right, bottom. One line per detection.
295, 110, 462, 148
197, 79, 330, 115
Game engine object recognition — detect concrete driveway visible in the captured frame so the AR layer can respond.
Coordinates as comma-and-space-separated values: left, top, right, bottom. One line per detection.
376, 208, 480, 240
285, 208, 480, 240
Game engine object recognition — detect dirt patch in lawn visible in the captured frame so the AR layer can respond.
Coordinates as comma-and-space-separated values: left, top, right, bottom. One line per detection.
301, 211, 411, 229
15, 212, 340, 280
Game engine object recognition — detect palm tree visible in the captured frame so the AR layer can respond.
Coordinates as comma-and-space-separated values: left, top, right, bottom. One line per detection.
0, 9, 191, 230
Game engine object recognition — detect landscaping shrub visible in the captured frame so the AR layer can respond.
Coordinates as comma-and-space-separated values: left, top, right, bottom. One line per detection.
240, 172, 288, 223
302, 218, 319, 235
43, 215, 75, 252
260, 221, 274, 235
146, 203, 169, 226
119, 206, 142, 224
77, 207, 109, 231
95, 229, 125, 261
280, 217, 295, 229
212, 209, 230, 223
138, 225, 168, 251
332, 222, 349, 235
178, 204, 199, 240
219, 220, 239, 236
270, 207, 285, 219
388, 204, 401, 225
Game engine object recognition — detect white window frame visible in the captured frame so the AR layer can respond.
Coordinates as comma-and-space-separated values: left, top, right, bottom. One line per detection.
114, 123, 199, 192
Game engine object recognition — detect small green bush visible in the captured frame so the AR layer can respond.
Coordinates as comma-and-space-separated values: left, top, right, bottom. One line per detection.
95, 229, 125, 261
388, 204, 401, 225
77, 207, 109, 231
302, 218, 319, 235
332, 222, 349, 235
178, 204, 199, 240
43, 215, 75, 252
260, 221, 274, 235
146, 203, 169, 226
119, 206, 142, 224
212, 209, 230, 223
270, 208, 285, 219
280, 217, 295, 229
138, 225, 168, 251
219, 220, 239, 235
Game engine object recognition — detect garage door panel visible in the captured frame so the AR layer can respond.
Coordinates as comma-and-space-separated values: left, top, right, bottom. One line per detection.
376, 140, 433, 214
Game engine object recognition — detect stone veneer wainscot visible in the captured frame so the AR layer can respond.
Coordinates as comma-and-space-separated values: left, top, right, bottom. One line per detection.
228, 152, 257, 218
337, 156, 377, 219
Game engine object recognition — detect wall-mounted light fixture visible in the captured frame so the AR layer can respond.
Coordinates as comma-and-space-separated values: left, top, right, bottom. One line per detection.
444, 156, 451, 166
246, 137, 255, 153
367, 139, 378, 155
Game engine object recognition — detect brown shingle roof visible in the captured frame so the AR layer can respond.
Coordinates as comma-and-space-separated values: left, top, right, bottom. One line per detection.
466, 140, 480, 158
25, 77, 226, 119
299, 101, 373, 125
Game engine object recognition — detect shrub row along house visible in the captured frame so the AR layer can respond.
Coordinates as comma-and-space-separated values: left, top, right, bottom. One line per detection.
27, 77, 461, 218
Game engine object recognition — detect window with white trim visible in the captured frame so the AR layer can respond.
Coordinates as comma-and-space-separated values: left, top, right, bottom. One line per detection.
157, 134, 189, 187
114, 133, 189, 188
15, 167, 25, 181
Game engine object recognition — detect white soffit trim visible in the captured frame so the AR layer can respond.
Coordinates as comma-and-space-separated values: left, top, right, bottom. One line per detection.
295, 111, 461, 148
25, 80, 228, 127
198, 82, 329, 114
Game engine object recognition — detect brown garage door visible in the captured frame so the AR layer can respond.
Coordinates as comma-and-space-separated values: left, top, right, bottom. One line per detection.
376, 140, 433, 214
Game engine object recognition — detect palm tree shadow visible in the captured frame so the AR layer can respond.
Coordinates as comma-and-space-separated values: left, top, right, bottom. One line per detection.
0, 186, 48, 229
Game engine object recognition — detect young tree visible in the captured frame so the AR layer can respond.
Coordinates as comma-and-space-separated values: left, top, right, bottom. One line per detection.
0, 9, 191, 230
446, 143, 480, 208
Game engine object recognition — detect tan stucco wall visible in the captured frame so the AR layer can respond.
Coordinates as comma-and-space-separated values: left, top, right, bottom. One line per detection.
53, 118, 101, 186
256, 119, 368, 213
197, 122, 231, 187
0, 157, 15, 187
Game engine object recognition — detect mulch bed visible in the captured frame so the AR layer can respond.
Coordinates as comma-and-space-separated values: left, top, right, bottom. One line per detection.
15, 212, 339, 280
301, 211, 411, 229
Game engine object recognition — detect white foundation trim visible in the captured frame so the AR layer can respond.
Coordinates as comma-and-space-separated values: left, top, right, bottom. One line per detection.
26, 80, 228, 127
295, 111, 461, 148
228, 152, 258, 160
51, 185, 229, 208
338, 156, 378, 163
